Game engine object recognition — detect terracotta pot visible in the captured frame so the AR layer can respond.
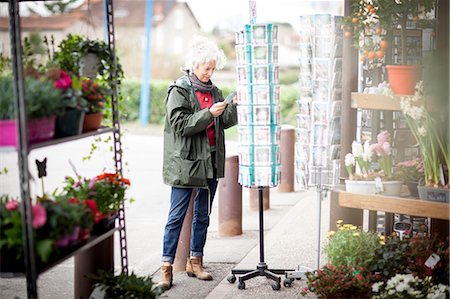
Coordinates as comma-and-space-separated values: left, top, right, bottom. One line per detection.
82, 112, 103, 132
386, 65, 423, 95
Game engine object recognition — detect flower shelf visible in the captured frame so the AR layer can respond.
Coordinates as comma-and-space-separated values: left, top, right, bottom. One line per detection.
0, 228, 118, 276
337, 190, 450, 220
351, 92, 438, 111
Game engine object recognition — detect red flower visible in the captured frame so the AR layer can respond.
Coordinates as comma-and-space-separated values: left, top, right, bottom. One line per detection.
68, 197, 80, 204
83, 199, 102, 223
54, 70, 72, 90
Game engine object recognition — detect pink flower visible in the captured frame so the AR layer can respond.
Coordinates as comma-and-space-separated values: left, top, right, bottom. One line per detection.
382, 142, 391, 155
5, 200, 19, 211
54, 70, 72, 90
32, 203, 47, 229
89, 177, 97, 190
377, 130, 391, 144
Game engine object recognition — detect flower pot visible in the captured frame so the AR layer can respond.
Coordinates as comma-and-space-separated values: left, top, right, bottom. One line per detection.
80, 53, 100, 79
386, 65, 422, 95
0, 116, 56, 147
55, 109, 85, 138
82, 112, 103, 132
345, 180, 377, 194
417, 186, 450, 203
405, 181, 419, 198
345, 180, 402, 196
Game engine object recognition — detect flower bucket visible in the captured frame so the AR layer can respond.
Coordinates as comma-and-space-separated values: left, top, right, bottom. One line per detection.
417, 186, 450, 203
405, 181, 419, 198
0, 116, 56, 147
386, 65, 423, 95
82, 112, 103, 132
55, 109, 85, 138
345, 180, 402, 196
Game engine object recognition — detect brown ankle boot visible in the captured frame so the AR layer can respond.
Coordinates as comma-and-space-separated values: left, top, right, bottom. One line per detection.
157, 264, 173, 290
186, 257, 212, 280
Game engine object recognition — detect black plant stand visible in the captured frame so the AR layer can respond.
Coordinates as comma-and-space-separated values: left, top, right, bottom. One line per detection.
227, 187, 293, 290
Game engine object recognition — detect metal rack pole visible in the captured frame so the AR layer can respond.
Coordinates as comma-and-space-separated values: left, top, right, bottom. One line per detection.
104, 0, 128, 274
8, 0, 37, 297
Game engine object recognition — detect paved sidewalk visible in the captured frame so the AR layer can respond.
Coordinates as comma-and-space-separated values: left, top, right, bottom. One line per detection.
0, 127, 331, 298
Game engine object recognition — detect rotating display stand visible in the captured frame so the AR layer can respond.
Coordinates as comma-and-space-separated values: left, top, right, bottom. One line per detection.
227, 23, 293, 291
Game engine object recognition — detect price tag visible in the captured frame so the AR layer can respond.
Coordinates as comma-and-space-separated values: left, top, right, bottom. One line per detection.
374, 177, 383, 194
425, 253, 441, 269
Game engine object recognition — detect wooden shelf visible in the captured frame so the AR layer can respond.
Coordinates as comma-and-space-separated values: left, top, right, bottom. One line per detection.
337, 190, 450, 220
351, 92, 402, 111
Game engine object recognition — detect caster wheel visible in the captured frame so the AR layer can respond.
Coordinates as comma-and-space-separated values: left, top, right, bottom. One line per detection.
227, 274, 236, 284
272, 282, 281, 290
238, 281, 246, 290
283, 278, 293, 287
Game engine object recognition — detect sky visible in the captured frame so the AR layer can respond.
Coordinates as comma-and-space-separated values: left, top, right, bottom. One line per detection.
184, 0, 344, 32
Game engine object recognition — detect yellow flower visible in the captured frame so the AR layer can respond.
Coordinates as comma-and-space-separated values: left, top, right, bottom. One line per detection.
336, 219, 344, 224
327, 231, 336, 238
353, 232, 360, 237
379, 235, 385, 241
350, 226, 357, 230
379, 241, 385, 245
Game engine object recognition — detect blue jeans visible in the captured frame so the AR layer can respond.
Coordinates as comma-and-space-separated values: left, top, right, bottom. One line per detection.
162, 179, 218, 264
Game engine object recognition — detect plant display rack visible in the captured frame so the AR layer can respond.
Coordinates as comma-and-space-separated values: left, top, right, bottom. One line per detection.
295, 14, 343, 189
0, 0, 128, 297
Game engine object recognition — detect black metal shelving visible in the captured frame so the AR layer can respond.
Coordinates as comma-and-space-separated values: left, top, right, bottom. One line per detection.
2, 0, 128, 297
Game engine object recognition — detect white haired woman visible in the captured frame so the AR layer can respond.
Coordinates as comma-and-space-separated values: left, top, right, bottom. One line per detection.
158, 36, 238, 290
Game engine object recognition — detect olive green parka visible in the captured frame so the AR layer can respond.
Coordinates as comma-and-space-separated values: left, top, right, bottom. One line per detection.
162, 75, 238, 188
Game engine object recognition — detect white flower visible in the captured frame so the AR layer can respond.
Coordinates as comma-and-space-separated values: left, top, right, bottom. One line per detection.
352, 141, 363, 157
345, 153, 355, 166
363, 141, 372, 161
372, 281, 383, 293
418, 126, 427, 136
395, 0, 402, 4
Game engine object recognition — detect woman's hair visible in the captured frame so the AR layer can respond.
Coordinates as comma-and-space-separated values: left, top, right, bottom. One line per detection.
184, 36, 226, 72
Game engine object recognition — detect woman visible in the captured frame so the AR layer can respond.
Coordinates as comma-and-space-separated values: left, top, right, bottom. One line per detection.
158, 36, 238, 290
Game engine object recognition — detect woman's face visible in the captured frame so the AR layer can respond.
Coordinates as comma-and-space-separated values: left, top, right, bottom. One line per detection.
193, 60, 216, 83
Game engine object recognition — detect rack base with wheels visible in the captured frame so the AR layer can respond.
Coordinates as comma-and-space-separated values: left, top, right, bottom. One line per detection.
227, 188, 294, 290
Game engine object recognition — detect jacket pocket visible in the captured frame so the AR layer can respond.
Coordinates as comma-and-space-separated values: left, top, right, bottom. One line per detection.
172, 157, 206, 187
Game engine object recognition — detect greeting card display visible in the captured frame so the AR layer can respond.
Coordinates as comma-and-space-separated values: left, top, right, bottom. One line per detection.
235, 23, 281, 187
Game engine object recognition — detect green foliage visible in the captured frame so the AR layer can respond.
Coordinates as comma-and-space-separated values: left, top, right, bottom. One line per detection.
302, 264, 376, 298
0, 53, 11, 74
324, 222, 382, 270
89, 270, 163, 299
120, 81, 298, 126
0, 75, 64, 120
279, 85, 298, 125
279, 70, 298, 85
44, 0, 78, 14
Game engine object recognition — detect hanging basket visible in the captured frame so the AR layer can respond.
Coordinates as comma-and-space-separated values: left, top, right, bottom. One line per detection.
386, 65, 423, 95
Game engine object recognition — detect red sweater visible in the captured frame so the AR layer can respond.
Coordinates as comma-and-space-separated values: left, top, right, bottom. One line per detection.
195, 91, 216, 147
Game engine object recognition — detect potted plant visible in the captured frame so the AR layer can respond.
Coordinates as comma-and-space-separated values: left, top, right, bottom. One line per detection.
372, 274, 449, 298
88, 270, 163, 299
80, 78, 109, 132
395, 157, 424, 197
0, 74, 65, 146
343, 0, 435, 94
400, 81, 449, 202
344, 130, 403, 195
61, 173, 131, 233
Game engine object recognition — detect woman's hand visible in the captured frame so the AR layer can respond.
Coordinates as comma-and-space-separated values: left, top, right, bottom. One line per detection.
209, 102, 227, 117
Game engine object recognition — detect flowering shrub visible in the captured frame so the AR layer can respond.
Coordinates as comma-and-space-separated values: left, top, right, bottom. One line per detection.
400, 81, 449, 187
372, 274, 449, 299
62, 173, 131, 216
302, 264, 377, 298
344, 131, 395, 180
324, 220, 382, 270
